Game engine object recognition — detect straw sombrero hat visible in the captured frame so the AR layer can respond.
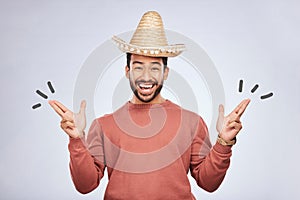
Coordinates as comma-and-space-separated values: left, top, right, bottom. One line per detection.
112, 11, 186, 57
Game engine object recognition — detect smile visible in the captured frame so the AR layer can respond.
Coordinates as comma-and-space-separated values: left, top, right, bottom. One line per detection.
136, 82, 157, 96
138, 83, 155, 90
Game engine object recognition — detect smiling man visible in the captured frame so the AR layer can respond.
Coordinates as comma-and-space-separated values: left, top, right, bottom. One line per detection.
49, 11, 250, 199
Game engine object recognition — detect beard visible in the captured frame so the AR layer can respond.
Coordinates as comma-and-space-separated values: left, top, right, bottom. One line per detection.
129, 78, 164, 103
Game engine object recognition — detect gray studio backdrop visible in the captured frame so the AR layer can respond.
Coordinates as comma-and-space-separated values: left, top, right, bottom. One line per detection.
1, 0, 299, 199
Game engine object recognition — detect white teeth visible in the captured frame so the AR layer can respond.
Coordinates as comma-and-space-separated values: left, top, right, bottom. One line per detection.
139, 84, 153, 89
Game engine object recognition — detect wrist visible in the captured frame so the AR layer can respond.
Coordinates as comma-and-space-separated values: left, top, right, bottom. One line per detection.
217, 134, 236, 146
69, 130, 85, 139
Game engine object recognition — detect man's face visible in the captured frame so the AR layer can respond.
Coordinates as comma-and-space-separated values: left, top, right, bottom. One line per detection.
126, 54, 169, 103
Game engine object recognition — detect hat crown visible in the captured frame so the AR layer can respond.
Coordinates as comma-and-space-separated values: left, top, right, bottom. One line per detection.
112, 11, 185, 57
129, 11, 168, 47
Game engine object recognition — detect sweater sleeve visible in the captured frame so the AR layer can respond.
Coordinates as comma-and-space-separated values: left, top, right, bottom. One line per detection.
68, 119, 106, 194
190, 117, 232, 192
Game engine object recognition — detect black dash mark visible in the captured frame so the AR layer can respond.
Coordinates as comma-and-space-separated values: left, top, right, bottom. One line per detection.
47, 81, 55, 93
238, 79, 274, 101
32, 103, 41, 109
251, 84, 259, 93
36, 90, 48, 99
239, 80, 243, 92
32, 81, 56, 110
260, 92, 273, 100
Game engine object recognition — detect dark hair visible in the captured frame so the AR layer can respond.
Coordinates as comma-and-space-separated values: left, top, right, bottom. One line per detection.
126, 53, 168, 69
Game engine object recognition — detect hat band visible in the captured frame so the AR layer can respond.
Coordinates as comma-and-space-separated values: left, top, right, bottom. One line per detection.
112, 35, 186, 57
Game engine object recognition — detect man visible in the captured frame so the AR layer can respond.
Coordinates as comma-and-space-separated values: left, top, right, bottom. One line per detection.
49, 11, 250, 199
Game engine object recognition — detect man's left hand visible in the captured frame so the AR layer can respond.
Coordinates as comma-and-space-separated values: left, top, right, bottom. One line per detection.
216, 99, 251, 142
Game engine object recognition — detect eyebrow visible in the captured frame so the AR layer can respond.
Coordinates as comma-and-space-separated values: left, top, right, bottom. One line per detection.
132, 61, 144, 65
132, 61, 162, 65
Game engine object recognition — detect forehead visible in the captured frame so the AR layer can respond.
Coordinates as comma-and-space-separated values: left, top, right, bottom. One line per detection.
131, 54, 163, 64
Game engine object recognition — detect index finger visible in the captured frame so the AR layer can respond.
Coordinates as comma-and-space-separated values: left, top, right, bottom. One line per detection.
48, 100, 69, 117
234, 99, 251, 117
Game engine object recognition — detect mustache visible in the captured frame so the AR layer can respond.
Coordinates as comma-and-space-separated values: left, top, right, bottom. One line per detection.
135, 80, 158, 85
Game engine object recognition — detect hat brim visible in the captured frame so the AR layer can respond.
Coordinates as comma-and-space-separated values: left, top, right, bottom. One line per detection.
112, 36, 185, 57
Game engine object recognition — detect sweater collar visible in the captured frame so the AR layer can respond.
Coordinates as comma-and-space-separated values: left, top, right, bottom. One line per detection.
127, 99, 172, 110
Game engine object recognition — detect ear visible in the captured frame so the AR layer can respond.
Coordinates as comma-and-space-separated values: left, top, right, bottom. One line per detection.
125, 65, 130, 79
163, 66, 169, 80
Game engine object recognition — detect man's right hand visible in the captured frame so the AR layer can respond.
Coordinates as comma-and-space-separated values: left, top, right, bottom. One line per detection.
48, 100, 86, 139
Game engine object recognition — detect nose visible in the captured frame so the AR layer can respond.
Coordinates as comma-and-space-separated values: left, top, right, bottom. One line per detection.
141, 68, 151, 81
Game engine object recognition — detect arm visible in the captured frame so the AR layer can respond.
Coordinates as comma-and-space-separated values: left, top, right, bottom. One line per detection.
49, 100, 105, 194
68, 129, 105, 194
190, 99, 250, 192
190, 117, 232, 192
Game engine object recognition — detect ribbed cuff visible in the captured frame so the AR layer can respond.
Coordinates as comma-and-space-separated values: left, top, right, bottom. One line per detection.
213, 141, 232, 154
68, 137, 86, 152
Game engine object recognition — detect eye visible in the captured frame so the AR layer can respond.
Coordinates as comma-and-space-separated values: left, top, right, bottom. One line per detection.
133, 66, 143, 71
151, 67, 160, 71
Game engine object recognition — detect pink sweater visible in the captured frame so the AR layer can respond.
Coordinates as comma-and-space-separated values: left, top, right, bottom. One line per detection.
68, 100, 232, 199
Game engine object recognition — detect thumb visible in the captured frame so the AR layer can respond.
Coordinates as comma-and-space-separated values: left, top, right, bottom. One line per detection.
216, 104, 225, 133
79, 100, 86, 115
218, 104, 224, 116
